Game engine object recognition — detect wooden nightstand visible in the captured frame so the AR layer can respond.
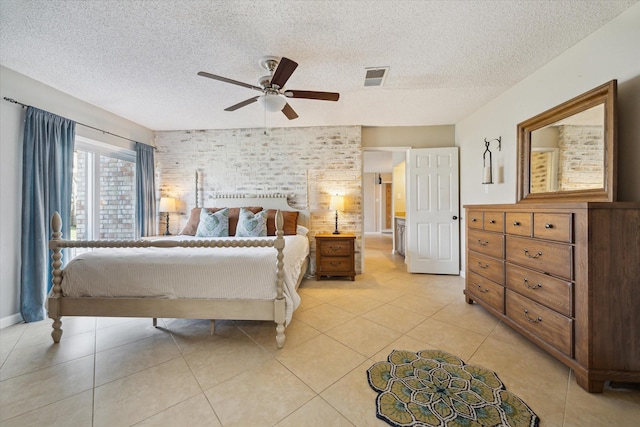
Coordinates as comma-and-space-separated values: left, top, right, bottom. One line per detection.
315, 233, 356, 281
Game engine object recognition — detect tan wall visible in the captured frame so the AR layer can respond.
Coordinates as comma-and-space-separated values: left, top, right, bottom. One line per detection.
362, 125, 455, 148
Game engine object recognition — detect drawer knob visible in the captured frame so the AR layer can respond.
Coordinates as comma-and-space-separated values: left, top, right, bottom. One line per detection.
524, 249, 543, 259
477, 261, 489, 269
471, 218, 477, 222
524, 309, 543, 323
477, 239, 489, 246
489, 219, 496, 224
476, 283, 489, 293
524, 278, 542, 290
513, 221, 521, 226
545, 223, 554, 229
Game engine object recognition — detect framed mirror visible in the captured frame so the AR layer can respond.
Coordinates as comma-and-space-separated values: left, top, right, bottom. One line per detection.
517, 80, 617, 203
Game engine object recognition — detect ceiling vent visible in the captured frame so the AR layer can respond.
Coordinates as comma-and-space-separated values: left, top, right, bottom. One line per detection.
364, 67, 389, 87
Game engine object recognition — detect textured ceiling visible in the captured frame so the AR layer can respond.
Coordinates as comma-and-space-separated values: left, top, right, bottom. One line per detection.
0, 0, 636, 131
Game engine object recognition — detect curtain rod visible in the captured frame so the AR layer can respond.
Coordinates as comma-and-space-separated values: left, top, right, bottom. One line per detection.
3, 96, 151, 147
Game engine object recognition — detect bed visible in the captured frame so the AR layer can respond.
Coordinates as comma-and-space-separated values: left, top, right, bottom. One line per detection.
47, 195, 309, 348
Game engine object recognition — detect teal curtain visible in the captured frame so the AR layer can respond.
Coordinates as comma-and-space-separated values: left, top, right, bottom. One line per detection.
135, 142, 156, 237
21, 107, 75, 322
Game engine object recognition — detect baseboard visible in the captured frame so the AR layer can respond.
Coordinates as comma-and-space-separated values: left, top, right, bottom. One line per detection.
459, 270, 466, 278
0, 313, 24, 329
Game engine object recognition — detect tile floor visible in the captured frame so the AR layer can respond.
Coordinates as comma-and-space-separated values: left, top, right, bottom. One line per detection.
1, 234, 639, 426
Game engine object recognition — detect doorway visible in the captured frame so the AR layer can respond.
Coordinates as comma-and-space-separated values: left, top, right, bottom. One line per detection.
363, 148, 409, 254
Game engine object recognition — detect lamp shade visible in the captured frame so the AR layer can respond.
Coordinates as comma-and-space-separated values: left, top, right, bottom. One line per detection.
258, 94, 287, 112
158, 197, 176, 213
329, 195, 344, 212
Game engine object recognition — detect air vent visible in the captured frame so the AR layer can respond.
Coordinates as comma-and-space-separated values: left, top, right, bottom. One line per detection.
364, 67, 389, 87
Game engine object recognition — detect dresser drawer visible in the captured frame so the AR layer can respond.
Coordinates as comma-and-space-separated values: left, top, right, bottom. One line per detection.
466, 271, 504, 314
533, 213, 573, 243
505, 212, 532, 237
468, 251, 505, 285
483, 212, 504, 233
506, 236, 572, 280
467, 229, 504, 259
468, 210, 483, 229
318, 240, 352, 256
506, 263, 573, 317
506, 290, 573, 357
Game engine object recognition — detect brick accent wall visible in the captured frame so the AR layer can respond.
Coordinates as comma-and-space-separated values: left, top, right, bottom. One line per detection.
154, 126, 363, 274
74, 151, 136, 240
558, 125, 604, 191
99, 156, 136, 239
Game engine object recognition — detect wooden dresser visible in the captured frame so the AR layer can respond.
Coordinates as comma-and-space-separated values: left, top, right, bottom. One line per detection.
464, 202, 640, 392
315, 234, 356, 281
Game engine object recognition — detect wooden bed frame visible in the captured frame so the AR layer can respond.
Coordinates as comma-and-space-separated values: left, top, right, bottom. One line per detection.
47, 195, 309, 349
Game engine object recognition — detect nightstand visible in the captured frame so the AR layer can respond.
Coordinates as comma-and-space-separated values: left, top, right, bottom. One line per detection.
315, 233, 356, 281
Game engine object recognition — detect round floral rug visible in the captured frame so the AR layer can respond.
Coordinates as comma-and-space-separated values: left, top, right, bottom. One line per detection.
367, 349, 539, 427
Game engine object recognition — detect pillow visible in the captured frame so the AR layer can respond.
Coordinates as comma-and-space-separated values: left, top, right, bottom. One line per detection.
180, 206, 262, 235
229, 207, 263, 236
195, 208, 229, 237
235, 208, 268, 237
296, 225, 309, 236
266, 210, 299, 236
180, 207, 217, 235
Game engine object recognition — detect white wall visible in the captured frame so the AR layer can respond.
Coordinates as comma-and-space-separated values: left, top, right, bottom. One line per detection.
154, 126, 364, 274
0, 66, 153, 325
456, 3, 640, 273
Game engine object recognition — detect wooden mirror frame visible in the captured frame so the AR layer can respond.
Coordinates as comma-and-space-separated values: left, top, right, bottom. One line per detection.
517, 80, 617, 203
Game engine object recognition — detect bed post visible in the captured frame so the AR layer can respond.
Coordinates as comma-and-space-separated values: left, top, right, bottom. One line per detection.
49, 212, 64, 343
274, 210, 286, 348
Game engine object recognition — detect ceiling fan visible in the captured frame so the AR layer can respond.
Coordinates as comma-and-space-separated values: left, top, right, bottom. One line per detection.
197, 56, 339, 120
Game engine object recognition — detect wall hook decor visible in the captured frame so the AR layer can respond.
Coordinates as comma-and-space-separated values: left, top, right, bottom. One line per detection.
482, 137, 502, 184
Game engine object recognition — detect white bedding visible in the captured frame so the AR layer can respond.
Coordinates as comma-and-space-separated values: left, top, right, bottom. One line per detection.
60, 234, 309, 324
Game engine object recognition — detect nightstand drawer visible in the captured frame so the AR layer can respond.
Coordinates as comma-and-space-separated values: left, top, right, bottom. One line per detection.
318, 257, 353, 273
318, 241, 352, 256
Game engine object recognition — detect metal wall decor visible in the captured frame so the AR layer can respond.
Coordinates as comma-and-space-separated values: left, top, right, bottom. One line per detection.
482, 137, 502, 184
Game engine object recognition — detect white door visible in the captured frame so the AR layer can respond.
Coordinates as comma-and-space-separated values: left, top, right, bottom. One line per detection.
406, 147, 460, 274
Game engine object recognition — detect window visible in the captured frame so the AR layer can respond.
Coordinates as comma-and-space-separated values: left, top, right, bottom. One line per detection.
72, 137, 136, 245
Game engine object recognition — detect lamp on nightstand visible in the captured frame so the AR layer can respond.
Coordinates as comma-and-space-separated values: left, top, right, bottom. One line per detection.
159, 197, 177, 236
329, 195, 345, 235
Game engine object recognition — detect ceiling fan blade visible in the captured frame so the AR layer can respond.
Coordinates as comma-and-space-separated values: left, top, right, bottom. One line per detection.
284, 90, 340, 101
198, 71, 263, 92
224, 96, 260, 111
270, 57, 298, 89
281, 103, 299, 120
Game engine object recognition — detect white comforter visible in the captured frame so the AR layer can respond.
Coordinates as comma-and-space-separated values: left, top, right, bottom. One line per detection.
60, 235, 309, 324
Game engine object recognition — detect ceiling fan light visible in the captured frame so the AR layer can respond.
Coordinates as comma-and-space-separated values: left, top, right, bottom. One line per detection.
258, 94, 287, 112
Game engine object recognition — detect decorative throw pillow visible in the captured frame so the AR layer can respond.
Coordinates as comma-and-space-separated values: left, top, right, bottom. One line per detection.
195, 207, 229, 237
235, 208, 267, 237
266, 209, 299, 236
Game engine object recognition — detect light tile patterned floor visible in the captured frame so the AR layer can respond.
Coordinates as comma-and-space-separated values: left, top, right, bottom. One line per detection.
1, 234, 639, 426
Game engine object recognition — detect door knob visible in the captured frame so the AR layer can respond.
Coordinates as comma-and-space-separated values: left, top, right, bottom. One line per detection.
452, 216, 458, 220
